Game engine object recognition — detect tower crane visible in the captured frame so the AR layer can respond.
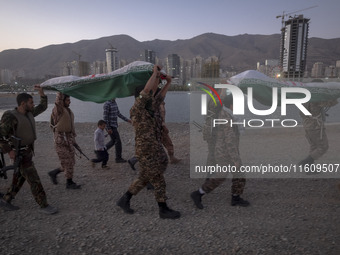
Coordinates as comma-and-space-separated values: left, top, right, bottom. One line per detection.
107, 42, 118, 52
72, 51, 82, 62
276, 5, 318, 28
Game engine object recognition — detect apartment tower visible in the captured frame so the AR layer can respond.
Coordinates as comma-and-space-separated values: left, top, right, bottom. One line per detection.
280, 15, 310, 79
106, 47, 119, 73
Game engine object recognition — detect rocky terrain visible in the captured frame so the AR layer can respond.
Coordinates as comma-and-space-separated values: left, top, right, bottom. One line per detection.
0, 121, 339, 255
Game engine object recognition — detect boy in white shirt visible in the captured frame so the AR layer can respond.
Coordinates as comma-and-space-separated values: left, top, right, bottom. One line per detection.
91, 120, 109, 169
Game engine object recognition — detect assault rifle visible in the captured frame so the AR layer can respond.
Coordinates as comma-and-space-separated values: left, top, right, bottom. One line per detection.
73, 143, 90, 160
0, 136, 23, 179
192, 121, 203, 132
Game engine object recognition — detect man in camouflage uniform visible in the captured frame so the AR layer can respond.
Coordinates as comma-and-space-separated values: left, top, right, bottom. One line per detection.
48, 92, 80, 189
127, 100, 181, 171
117, 65, 180, 219
202, 92, 223, 166
0, 86, 58, 214
298, 99, 338, 167
191, 94, 249, 209
159, 101, 181, 164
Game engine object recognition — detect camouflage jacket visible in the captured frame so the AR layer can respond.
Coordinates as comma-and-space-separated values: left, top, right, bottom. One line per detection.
0, 95, 47, 153
202, 98, 222, 142
50, 92, 76, 135
300, 99, 338, 130
214, 106, 241, 166
130, 90, 164, 157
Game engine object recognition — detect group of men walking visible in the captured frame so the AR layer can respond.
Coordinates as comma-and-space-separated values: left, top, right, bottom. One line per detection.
0, 65, 183, 216
0, 65, 339, 217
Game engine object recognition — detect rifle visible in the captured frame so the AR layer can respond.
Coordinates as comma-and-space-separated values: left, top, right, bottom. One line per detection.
192, 121, 203, 132
73, 143, 90, 160
0, 136, 23, 179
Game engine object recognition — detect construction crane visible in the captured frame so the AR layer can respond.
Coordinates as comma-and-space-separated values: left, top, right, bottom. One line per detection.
276, 5, 318, 28
72, 51, 82, 62
107, 42, 118, 52
107, 42, 114, 49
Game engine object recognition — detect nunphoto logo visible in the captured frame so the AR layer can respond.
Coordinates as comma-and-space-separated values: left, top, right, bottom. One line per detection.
189, 75, 340, 180
199, 83, 312, 128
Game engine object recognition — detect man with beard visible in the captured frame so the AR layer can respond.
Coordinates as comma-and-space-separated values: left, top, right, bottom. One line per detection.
116, 65, 180, 219
48, 92, 81, 189
191, 95, 249, 209
0, 86, 58, 214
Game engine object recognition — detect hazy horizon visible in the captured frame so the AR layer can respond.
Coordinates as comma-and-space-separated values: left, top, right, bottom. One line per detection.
1, 0, 339, 52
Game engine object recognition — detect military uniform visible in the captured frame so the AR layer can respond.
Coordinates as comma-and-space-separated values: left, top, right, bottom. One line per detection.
51, 92, 76, 180
128, 90, 168, 202
0, 95, 48, 207
159, 101, 177, 158
201, 106, 246, 195
202, 98, 222, 166
300, 100, 338, 160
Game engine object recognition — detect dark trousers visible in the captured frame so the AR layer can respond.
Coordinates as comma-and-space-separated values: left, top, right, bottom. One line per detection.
4, 150, 48, 208
91, 149, 109, 166
105, 127, 122, 160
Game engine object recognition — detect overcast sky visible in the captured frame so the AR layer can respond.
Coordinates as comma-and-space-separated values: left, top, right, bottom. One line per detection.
1, 0, 339, 52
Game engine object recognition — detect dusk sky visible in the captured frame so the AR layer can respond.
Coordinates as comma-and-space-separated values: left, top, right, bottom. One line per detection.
1, 0, 339, 52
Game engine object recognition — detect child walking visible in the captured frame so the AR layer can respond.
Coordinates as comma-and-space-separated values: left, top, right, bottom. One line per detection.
91, 120, 109, 169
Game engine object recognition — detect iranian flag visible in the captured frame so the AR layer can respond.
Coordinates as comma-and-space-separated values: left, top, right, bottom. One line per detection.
41, 61, 154, 103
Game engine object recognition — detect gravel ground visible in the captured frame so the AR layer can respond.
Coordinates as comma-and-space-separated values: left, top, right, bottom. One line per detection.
0, 122, 339, 255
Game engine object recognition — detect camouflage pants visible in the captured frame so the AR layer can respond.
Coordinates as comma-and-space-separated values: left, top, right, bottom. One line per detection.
3, 151, 48, 207
54, 132, 75, 179
202, 174, 246, 195
161, 125, 174, 156
206, 136, 217, 166
128, 149, 168, 202
305, 128, 328, 160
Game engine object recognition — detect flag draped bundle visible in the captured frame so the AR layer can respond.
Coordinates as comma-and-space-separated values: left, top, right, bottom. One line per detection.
41, 61, 154, 103
230, 70, 340, 106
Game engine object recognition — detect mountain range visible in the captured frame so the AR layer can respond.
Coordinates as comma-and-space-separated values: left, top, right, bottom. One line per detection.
1, 33, 340, 79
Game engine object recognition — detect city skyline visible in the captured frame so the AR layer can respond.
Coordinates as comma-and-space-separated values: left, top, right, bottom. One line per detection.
1, 0, 340, 52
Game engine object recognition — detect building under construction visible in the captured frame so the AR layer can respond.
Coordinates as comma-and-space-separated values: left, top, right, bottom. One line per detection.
106, 47, 120, 73
280, 15, 310, 79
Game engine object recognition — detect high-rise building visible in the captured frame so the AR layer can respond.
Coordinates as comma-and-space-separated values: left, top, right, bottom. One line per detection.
336, 60, 340, 78
91, 61, 105, 74
191, 56, 203, 78
0, 69, 12, 84
336, 60, 340, 68
62, 61, 90, 76
143, 50, 156, 64
279, 15, 309, 79
257, 59, 280, 78
324, 65, 336, 78
202, 56, 220, 78
167, 54, 181, 77
311, 62, 324, 78
106, 47, 119, 73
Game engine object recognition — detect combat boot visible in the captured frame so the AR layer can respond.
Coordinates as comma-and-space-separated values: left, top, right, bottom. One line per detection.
190, 190, 204, 209
0, 198, 19, 211
40, 205, 58, 215
231, 195, 250, 207
298, 156, 314, 166
158, 202, 181, 219
115, 158, 127, 163
116, 192, 134, 214
66, 179, 81, 189
127, 157, 138, 171
48, 168, 61, 185
170, 155, 181, 164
